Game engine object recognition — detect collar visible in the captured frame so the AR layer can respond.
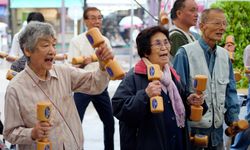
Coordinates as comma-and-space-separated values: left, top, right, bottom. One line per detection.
25, 65, 58, 84
171, 25, 196, 42
134, 59, 180, 82
198, 38, 217, 55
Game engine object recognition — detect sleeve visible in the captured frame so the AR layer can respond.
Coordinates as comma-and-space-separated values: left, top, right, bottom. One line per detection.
224, 59, 240, 125
9, 33, 21, 57
67, 37, 82, 63
67, 65, 110, 95
173, 48, 190, 92
112, 72, 150, 125
170, 32, 188, 57
243, 45, 250, 66
3, 86, 35, 144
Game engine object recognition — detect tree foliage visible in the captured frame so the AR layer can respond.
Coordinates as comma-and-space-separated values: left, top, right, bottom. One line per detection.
211, 1, 250, 88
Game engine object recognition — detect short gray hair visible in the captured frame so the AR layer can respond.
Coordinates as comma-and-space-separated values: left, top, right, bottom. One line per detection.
19, 21, 56, 54
200, 8, 224, 23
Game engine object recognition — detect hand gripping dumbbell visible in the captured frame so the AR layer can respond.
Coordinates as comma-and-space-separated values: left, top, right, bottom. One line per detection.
190, 75, 207, 121
86, 27, 125, 80
147, 64, 164, 113
71, 54, 98, 65
37, 101, 52, 150
225, 120, 249, 137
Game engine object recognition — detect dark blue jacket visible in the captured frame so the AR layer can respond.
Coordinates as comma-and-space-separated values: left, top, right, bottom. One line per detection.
112, 60, 192, 150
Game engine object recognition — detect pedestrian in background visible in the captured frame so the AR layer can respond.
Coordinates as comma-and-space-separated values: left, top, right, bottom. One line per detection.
68, 7, 114, 150
9, 12, 45, 58
169, 0, 200, 60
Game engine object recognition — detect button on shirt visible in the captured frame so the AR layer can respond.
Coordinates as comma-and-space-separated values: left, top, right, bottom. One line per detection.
4, 64, 109, 150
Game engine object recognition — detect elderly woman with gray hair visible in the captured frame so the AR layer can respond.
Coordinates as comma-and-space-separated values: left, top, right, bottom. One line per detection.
3, 21, 113, 150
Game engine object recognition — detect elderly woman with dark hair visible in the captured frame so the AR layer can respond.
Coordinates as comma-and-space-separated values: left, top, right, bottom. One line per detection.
3, 21, 113, 150
112, 26, 204, 150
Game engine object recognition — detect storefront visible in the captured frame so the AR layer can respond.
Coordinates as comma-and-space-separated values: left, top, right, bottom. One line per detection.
10, 0, 83, 53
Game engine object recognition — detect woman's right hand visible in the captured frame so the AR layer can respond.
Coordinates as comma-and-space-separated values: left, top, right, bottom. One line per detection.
31, 121, 51, 140
145, 80, 162, 98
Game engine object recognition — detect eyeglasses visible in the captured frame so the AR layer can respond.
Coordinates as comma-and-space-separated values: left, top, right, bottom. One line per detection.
151, 39, 170, 49
206, 20, 227, 27
86, 15, 103, 21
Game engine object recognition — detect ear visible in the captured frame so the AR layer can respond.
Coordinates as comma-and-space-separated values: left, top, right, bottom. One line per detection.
24, 48, 31, 57
199, 22, 205, 32
176, 10, 182, 18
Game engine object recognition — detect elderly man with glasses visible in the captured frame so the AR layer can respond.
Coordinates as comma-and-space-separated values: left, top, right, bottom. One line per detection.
173, 8, 240, 149
68, 7, 114, 150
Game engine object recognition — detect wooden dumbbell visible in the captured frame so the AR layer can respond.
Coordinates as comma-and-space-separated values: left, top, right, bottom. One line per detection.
190, 134, 208, 148
37, 101, 52, 150
160, 11, 169, 25
6, 70, 18, 80
71, 56, 86, 65
225, 120, 249, 137
86, 27, 125, 80
147, 64, 164, 113
54, 53, 67, 61
190, 75, 207, 121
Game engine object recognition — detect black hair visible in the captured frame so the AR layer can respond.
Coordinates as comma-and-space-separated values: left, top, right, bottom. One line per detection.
170, 0, 186, 20
27, 12, 45, 23
83, 7, 101, 20
136, 26, 170, 58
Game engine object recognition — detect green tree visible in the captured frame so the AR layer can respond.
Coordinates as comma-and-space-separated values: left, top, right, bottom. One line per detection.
211, 1, 250, 88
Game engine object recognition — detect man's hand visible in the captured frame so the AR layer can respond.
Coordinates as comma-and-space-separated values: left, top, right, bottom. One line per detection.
187, 93, 204, 106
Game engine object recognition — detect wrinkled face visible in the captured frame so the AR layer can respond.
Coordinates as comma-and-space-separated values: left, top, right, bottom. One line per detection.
178, 0, 198, 27
84, 10, 103, 30
146, 32, 171, 69
25, 36, 56, 73
200, 11, 227, 46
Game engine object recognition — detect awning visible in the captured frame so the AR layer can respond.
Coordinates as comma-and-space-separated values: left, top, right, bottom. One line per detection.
10, 0, 83, 8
